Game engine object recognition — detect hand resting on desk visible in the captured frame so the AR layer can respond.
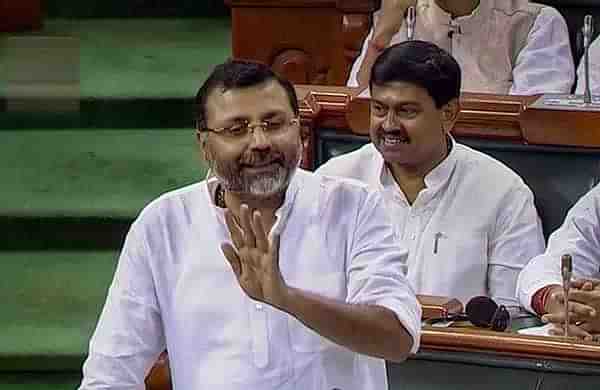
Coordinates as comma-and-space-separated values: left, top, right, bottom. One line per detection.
541, 279, 600, 340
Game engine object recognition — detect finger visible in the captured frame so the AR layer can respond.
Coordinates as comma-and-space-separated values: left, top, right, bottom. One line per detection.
571, 279, 586, 289
548, 289, 565, 304
269, 233, 281, 273
543, 305, 592, 324
240, 204, 256, 248
579, 322, 598, 336
225, 210, 244, 250
548, 323, 593, 341
252, 210, 269, 253
566, 291, 598, 316
572, 279, 594, 291
221, 243, 243, 279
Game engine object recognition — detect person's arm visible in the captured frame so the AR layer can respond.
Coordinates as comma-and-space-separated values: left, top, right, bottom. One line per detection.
509, 6, 575, 95
517, 186, 600, 337
79, 220, 166, 390
221, 193, 420, 363
349, 0, 416, 88
487, 183, 545, 307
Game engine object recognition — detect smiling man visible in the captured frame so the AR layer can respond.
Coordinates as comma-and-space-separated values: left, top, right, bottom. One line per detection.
78, 60, 421, 390
318, 41, 545, 306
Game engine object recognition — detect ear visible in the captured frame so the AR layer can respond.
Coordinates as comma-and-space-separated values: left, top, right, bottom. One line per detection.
196, 130, 211, 163
441, 98, 460, 133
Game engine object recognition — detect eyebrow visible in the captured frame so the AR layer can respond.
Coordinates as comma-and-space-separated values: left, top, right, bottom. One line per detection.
220, 110, 287, 124
371, 100, 422, 108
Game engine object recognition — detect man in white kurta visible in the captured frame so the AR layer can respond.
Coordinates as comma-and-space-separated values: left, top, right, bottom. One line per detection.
349, 0, 574, 95
318, 139, 544, 307
517, 184, 600, 338
318, 40, 545, 307
576, 35, 600, 95
79, 60, 421, 390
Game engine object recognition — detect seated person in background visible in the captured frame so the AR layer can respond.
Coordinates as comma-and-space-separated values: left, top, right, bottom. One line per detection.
576, 34, 600, 95
349, 0, 574, 95
517, 184, 600, 340
318, 41, 545, 307
78, 60, 421, 390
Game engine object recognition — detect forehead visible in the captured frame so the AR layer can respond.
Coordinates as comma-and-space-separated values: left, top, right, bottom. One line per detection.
205, 80, 294, 124
371, 81, 434, 106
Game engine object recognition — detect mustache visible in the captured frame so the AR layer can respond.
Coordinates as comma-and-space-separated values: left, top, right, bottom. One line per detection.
239, 151, 284, 166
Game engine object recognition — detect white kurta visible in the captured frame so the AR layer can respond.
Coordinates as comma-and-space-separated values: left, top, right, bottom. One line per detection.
575, 36, 600, 95
79, 169, 422, 390
316, 140, 545, 307
349, 0, 574, 95
517, 184, 600, 313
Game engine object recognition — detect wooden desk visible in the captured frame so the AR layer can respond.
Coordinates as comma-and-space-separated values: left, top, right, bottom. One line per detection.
145, 322, 600, 390
387, 325, 600, 390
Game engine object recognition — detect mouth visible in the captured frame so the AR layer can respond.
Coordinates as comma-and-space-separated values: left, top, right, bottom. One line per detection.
241, 160, 282, 171
380, 132, 410, 146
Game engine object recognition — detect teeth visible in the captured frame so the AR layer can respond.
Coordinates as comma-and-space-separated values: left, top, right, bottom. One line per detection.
382, 135, 409, 145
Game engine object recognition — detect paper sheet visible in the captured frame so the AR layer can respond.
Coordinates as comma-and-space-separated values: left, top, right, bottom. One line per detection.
517, 323, 554, 336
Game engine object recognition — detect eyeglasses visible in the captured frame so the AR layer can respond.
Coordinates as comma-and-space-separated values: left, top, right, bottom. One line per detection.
198, 117, 300, 138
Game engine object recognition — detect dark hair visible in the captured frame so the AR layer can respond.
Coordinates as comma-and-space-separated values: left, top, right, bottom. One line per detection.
370, 40, 461, 108
195, 59, 299, 127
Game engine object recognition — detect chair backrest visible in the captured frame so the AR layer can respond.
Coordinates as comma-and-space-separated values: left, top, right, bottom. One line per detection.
315, 129, 600, 239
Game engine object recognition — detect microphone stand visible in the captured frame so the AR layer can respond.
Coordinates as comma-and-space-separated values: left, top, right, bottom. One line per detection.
561, 254, 573, 338
583, 15, 594, 105
406, 6, 416, 41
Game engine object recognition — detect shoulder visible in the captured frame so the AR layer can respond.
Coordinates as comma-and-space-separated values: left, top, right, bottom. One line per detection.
455, 143, 530, 194
491, 0, 545, 15
134, 181, 207, 230
569, 184, 600, 216
298, 168, 381, 216
316, 143, 380, 181
533, 4, 566, 24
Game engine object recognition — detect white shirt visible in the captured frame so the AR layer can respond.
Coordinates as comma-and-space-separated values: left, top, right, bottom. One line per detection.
349, 0, 574, 95
79, 169, 421, 390
316, 140, 545, 306
575, 36, 600, 95
517, 184, 600, 313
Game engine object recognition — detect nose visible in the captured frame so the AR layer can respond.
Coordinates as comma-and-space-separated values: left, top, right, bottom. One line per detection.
382, 111, 399, 130
248, 126, 271, 151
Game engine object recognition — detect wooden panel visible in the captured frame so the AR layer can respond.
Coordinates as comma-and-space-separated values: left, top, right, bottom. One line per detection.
231, 7, 345, 84
298, 87, 533, 140
422, 326, 600, 365
226, 0, 379, 12
297, 86, 600, 148
521, 95, 600, 147
226, 0, 375, 85
0, 0, 42, 32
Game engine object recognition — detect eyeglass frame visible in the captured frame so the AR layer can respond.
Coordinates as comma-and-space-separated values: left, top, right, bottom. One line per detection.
196, 117, 301, 138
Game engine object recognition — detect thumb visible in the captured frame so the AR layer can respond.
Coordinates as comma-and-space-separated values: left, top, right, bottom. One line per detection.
221, 242, 242, 279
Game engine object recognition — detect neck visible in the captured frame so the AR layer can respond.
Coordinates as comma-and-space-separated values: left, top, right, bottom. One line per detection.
436, 0, 479, 18
388, 139, 450, 203
224, 190, 285, 228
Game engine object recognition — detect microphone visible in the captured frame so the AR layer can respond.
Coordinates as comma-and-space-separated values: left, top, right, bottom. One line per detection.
583, 15, 594, 104
561, 254, 573, 337
406, 6, 416, 41
466, 296, 510, 331
428, 296, 510, 331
